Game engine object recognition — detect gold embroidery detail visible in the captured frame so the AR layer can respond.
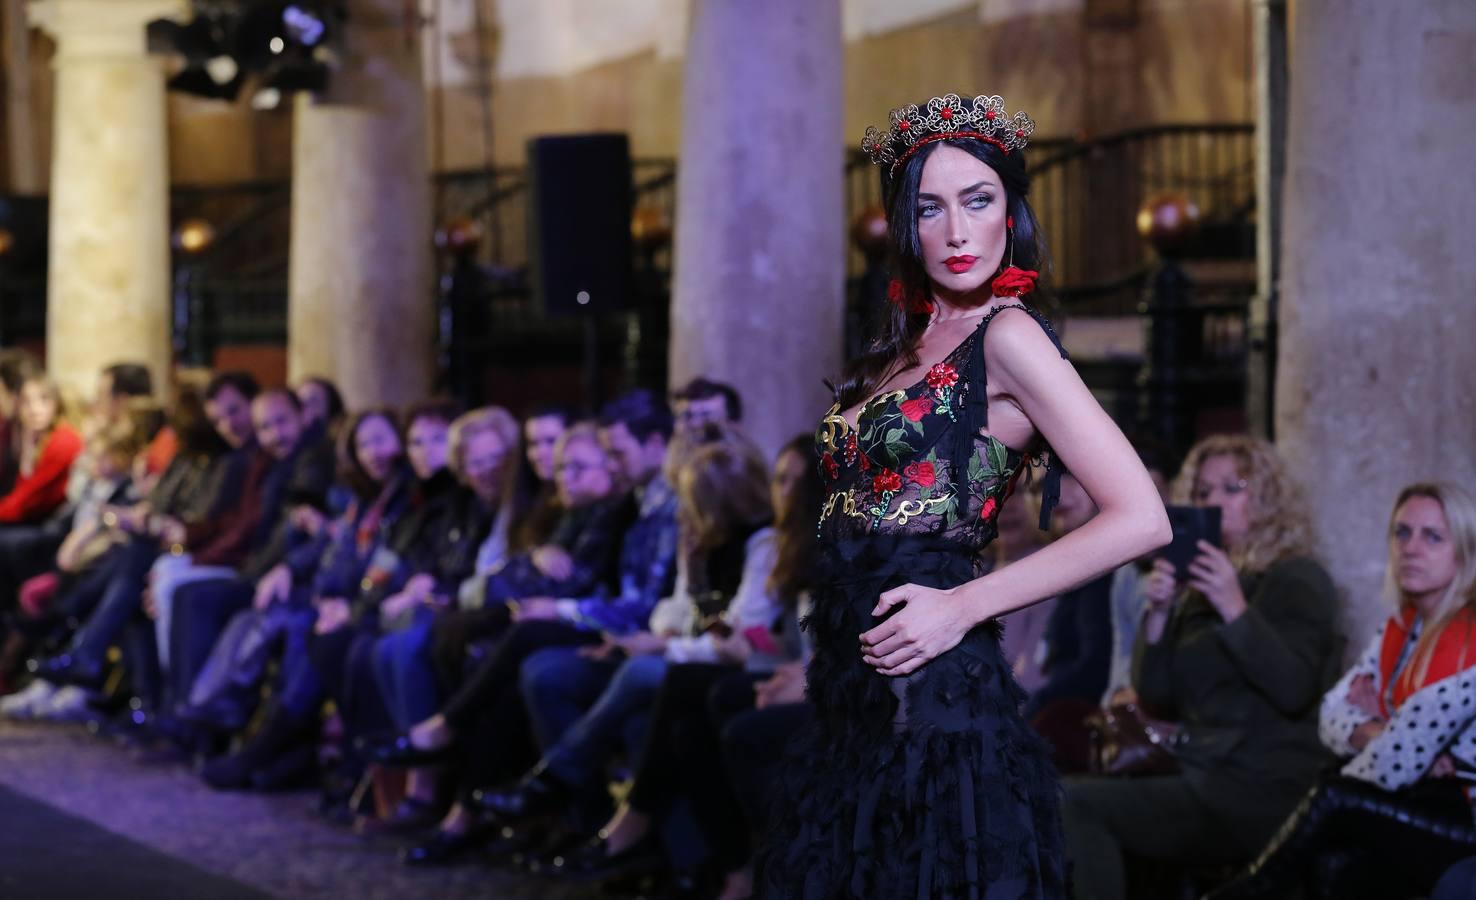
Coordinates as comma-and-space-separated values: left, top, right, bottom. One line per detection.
880, 492, 955, 525
818, 488, 869, 525
816, 403, 849, 451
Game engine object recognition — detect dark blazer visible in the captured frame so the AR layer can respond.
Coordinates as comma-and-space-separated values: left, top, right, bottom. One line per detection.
1022, 570, 1115, 720
1133, 555, 1343, 835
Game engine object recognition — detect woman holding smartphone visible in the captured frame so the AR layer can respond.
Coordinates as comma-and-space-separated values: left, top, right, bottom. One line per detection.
1062, 434, 1341, 900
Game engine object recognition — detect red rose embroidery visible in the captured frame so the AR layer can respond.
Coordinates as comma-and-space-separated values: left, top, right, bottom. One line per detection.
926, 363, 959, 390
899, 396, 934, 421
903, 461, 936, 488
858, 452, 871, 471
821, 453, 839, 480
873, 470, 902, 494
979, 496, 999, 520
991, 266, 1039, 298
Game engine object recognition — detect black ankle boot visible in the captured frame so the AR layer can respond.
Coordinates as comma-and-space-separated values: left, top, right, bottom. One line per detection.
200, 705, 314, 791
471, 763, 573, 822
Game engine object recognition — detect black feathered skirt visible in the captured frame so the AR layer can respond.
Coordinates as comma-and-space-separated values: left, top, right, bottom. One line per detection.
756, 535, 1066, 899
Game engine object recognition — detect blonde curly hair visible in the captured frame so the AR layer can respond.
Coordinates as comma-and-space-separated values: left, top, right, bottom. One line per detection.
1171, 434, 1316, 575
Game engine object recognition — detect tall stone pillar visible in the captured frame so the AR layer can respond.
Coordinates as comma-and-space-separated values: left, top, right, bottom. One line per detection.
288, 0, 432, 410
31, 0, 183, 398
1275, 0, 1476, 651
669, 0, 845, 459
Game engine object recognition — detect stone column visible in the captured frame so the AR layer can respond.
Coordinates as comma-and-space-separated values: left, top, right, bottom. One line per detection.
668, 0, 845, 459
31, 0, 183, 398
1275, 0, 1476, 651
288, 0, 432, 411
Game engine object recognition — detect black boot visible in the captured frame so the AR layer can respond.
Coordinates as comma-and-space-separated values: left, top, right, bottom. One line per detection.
200, 704, 315, 791
471, 763, 574, 823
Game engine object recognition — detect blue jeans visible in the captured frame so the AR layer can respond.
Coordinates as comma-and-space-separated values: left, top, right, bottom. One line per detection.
519, 646, 620, 751
1434, 856, 1476, 900
372, 608, 440, 731
67, 539, 157, 668
188, 603, 316, 710
538, 653, 666, 790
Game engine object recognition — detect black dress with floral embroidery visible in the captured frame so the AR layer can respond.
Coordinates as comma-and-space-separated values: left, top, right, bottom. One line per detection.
758, 304, 1068, 899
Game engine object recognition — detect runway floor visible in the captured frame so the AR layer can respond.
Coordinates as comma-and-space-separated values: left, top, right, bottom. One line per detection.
0, 720, 597, 899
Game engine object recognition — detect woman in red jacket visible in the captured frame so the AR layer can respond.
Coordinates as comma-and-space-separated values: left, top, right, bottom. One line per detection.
0, 374, 83, 524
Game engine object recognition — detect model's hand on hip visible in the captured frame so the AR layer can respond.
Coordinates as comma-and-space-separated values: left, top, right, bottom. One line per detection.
860, 583, 969, 676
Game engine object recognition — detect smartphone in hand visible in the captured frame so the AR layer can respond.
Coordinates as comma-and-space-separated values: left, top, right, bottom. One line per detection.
1162, 505, 1222, 580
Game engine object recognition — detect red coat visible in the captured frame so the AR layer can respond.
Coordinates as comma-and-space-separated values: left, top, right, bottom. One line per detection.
0, 422, 84, 523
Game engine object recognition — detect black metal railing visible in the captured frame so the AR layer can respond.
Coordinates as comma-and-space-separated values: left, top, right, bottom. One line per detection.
2, 123, 1256, 419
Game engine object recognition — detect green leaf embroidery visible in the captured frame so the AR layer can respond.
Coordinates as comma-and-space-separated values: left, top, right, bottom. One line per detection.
884, 427, 905, 444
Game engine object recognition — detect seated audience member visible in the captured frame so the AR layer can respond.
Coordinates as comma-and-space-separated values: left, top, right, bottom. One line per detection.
361, 421, 635, 854
995, 484, 1055, 690
1208, 482, 1476, 900
371, 391, 675, 845
1021, 473, 1113, 755
1100, 440, 1175, 706
490, 432, 794, 887
469, 424, 779, 867
312, 401, 462, 819
31, 383, 312, 689
515, 405, 572, 551
0, 420, 145, 694
3, 376, 256, 713
0, 363, 154, 620
294, 376, 346, 437
0, 374, 83, 525
671, 377, 743, 436
1062, 435, 1341, 900
141, 387, 334, 708
0, 348, 41, 495
185, 409, 415, 789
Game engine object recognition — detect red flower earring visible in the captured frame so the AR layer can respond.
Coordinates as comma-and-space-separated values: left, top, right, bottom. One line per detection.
887, 278, 935, 315
991, 215, 1039, 298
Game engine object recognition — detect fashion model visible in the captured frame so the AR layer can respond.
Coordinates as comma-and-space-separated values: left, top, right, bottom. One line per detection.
758, 93, 1171, 899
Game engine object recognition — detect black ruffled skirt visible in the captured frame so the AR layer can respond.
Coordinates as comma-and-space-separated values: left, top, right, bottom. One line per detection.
757, 535, 1066, 899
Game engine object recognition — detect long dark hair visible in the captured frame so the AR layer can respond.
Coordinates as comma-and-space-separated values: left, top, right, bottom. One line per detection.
337, 409, 404, 501
767, 434, 826, 607
833, 130, 1053, 412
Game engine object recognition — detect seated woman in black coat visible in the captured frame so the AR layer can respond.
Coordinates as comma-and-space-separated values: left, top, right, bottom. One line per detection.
1062, 435, 1341, 900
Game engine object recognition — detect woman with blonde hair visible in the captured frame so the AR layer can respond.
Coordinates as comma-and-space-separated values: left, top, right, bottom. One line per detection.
1063, 434, 1341, 900
1209, 481, 1476, 900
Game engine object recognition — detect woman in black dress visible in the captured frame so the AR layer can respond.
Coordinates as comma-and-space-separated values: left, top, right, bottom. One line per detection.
758, 93, 1170, 898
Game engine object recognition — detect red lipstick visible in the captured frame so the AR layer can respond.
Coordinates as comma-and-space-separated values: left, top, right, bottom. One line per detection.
944, 255, 977, 274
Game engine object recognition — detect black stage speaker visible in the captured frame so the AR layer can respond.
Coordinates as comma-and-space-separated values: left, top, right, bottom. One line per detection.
527, 133, 633, 318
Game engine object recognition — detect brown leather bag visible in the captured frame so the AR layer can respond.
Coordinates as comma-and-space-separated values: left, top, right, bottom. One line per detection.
1084, 702, 1182, 777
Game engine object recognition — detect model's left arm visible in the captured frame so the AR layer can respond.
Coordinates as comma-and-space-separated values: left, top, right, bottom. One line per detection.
863, 309, 1171, 676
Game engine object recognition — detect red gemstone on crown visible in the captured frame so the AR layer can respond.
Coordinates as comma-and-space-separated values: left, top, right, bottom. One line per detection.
985, 111, 996, 120
899, 120, 911, 131
1015, 129, 1025, 137
941, 107, 953, 120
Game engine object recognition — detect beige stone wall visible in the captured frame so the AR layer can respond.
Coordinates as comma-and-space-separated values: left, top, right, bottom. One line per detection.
1, 0, 1254, 188
430, 0, 1251, 170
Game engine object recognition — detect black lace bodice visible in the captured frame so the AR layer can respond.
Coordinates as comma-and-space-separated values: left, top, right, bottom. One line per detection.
814, 304, 1069, 555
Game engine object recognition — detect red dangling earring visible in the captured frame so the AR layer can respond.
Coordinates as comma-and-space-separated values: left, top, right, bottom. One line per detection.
991, 215, 1040, 298
887, 278, 934, 315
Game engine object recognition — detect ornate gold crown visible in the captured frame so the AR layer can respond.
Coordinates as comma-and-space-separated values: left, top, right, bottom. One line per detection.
862, 93, 1035, 175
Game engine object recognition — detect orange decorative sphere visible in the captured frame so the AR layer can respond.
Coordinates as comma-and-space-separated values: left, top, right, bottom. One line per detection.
434, 216, 484, 255
0, 228, 13, 258
1135, 193, 1201, 254
850, 206, 888, 258
630, 206, 672, 250
172, 218, 216, 255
